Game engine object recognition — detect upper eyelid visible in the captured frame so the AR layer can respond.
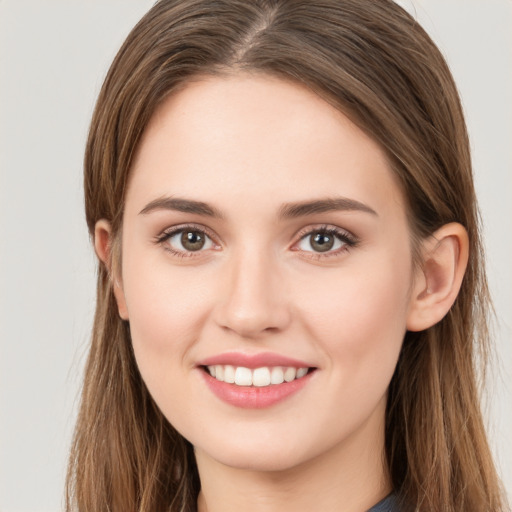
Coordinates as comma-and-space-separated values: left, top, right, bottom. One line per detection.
295, 224, 355, 238
157, 223, 354, 238
158, 223, 218, 241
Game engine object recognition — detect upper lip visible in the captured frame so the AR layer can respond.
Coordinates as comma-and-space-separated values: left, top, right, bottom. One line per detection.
197, 351, 315, 369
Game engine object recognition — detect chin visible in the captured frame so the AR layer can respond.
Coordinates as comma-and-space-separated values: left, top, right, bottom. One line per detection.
206, 449, 307, 473
192, 430, 320, 473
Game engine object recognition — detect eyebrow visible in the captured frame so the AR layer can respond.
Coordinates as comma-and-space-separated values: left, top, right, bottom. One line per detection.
139, 195, 377, 219
139, 196, 225, 218
277, 196, 377, 218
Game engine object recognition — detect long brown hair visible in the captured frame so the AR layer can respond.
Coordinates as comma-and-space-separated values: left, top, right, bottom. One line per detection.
67, 1, 508, 510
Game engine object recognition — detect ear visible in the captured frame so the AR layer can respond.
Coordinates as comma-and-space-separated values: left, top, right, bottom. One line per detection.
94, 219, 129, 320
406, 222, 469, 332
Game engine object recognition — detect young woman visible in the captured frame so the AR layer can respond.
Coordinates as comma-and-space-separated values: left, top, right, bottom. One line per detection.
66, 1, 509, 511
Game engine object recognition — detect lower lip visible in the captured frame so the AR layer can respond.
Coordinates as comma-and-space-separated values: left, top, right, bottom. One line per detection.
200, 369, 314, 409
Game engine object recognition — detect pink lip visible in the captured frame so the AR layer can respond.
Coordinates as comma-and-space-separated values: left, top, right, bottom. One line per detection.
199, 368, 314, 409
197, 351, 314, 369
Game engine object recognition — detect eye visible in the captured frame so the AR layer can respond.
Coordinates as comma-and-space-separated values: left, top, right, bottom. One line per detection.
295, 226, 357, 256
156, 225, 217, 256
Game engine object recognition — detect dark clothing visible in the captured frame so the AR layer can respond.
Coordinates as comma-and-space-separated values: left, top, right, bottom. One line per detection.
367, 493, 399, 512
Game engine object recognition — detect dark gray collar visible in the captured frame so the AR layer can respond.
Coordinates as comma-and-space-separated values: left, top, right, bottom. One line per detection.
367, 493, 399, 512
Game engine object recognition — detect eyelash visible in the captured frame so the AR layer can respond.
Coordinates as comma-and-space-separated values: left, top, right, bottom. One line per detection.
154, 223, 219, 259
293, 225, 358, 260
154, 223, 358, 260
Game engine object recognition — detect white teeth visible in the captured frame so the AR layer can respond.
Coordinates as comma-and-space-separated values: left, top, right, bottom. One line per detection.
215, 365, 224, 381
224, 365, 235, 383
296, 367, 308, 378
284, 367, 297, 382
252, 367, 271, 387
270, 367, 284, 384
207, 365, 310, 387
235, 367, 253, 386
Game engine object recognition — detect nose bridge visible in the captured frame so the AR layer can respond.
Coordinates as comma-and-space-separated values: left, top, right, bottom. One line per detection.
216, 243, 290, 338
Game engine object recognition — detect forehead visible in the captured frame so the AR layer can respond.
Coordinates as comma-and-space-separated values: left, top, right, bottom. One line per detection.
127, 74, 406, 221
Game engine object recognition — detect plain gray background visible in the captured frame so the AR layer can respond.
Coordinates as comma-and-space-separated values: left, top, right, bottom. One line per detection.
0, 1, 510, 510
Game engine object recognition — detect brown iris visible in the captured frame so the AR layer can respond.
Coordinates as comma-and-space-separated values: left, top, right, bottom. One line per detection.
181, 231, 206, 251
310, 232, 335, 252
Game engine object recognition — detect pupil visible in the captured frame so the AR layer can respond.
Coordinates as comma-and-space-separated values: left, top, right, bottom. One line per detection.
311, 232, 334, 252
181, 231, 205, 251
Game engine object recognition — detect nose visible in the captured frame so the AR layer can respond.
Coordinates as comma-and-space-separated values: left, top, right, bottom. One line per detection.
214, 247, 292, 339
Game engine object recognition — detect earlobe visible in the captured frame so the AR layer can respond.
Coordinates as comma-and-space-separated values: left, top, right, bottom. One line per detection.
406, 222, 469, 332
94, 220, 129, 320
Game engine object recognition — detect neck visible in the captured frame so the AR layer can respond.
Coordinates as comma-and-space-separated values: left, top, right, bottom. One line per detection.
195, 402, 391, 512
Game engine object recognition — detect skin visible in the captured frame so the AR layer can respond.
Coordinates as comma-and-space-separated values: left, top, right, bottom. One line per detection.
95, 74, 468, 512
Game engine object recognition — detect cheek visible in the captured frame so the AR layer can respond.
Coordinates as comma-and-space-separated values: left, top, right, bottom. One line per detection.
297, 253, 411, 381
120, 252, 216, 393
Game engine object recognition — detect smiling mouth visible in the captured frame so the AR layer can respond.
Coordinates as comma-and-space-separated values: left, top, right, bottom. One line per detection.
202, 365, 315, 387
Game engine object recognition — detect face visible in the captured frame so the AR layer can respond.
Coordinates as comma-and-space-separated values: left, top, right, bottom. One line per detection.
114, 74, 417, 472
